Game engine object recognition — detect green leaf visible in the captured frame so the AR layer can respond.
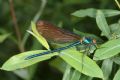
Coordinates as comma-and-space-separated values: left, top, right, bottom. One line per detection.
31, 21, 40, 37
101, 59, 113, 80
94, 39, 120, 60
71, 70, 81, 80
79, 75, 93, 80
1, 50, 58, 71
59, 49, 103, 78
62, 65, 71, 80
113, 68, 120, 80
26, 64, 38, 80
109, 22, 120, 39
96, 10, 111, 39
72, 8, 120, 18
112, 56, 120, 65
0, 33, 11, 43
102, 9, 120, 17
13, 69, 29, 80
110, 23, 120, 34
30, 21, 50, 50
27, 30, 50, 50
13, 64, 38, 80
49, 57, 67, 73
72, 8, 96, 18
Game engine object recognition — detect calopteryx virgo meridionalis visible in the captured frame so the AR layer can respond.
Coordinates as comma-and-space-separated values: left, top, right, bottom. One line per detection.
25, 21, 97, 60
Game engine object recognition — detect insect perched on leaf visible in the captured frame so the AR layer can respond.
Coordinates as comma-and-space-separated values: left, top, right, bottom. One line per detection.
25, 21, 97, 60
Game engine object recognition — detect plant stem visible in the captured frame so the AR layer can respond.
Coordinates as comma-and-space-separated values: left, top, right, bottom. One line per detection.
9, 0, 24, 52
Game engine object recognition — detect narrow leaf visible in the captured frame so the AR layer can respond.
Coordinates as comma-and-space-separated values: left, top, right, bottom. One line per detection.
72, 8, 96, 18
49, 58, 67, 73
72, 8, 120, 18
31, 21, 40, 37
102, 9, 120, 17
71, 70, 81, 80
101, 59, 113, 80
113, 68, 120, 80
1, 50, 58, 71
0, 33, 11, 43
62, 65, 71, 80
13, 69, 29, 80
112, 56, 120, 65
110, 23, 120, 34
96, 10, 111, 39
109, 22, 120, 39
31, 21, 50, 50
94, 39, 120, 60
59, 49, 103, 78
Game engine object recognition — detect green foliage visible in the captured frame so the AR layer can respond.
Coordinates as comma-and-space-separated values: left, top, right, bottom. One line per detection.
62, 65, 71, 80
70, 70, 81, 80
29, 21, 50, 50
94, 39, 120, 60
72, 8, 120, 18
109, 21, 120, 38
113, 68, 120, 80
1, 0, 120, 80
1, 50, 58, 71
60, 49, 103, 78
0, 33, 11, 43
96, 10, 111, 38
49, 57, 67, 73
101, 59, 113, 80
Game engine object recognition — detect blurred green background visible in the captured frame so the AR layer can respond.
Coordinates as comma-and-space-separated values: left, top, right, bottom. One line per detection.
0, 0, 119, 80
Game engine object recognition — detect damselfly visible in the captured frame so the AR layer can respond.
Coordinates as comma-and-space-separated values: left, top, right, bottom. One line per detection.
25, 21, 97, 60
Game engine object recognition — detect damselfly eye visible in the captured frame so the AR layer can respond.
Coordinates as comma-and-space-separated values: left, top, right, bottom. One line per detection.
83, 37, 93, 44
93, 39, 96, 44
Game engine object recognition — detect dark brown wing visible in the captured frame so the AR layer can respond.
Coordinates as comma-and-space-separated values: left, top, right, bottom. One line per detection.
36, 21, 81, 43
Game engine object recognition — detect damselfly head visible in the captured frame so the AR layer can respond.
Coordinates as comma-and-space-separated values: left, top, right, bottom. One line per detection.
81, 37, 96, 45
